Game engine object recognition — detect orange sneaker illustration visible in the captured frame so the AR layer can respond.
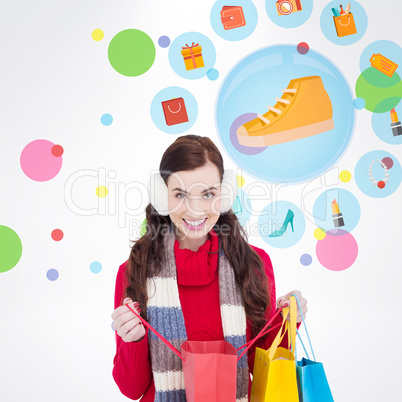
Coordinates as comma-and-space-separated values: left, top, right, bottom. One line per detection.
236, 76, 334, 147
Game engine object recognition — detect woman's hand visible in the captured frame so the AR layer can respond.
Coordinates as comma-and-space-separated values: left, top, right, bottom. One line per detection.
277, 290, 308, 323
111, 298, 146, 342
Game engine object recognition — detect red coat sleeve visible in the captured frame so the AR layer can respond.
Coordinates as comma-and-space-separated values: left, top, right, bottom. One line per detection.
246, 246, 301, 375
111, 261, 154, 400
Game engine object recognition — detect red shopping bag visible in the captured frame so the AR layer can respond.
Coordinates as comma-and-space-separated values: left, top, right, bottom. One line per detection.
181, 340, 237, 401
161, 97, 189, 126
125, 303, 283, 402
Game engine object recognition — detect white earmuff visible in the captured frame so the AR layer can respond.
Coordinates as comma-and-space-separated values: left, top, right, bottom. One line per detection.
148, 169, 238, 216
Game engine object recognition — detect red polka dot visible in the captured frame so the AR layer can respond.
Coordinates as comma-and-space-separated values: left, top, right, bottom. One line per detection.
377, 181, 385, 189
51, 229, 64, 241
297, 42, 309, 55
51, 145, 64, 157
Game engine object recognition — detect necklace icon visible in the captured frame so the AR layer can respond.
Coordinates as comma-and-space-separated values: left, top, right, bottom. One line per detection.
368, 159, 389, 189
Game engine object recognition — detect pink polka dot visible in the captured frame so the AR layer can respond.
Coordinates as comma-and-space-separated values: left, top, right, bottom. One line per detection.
316, 229, 358, 271
20, 140, 63, 182
51, 145, 64, 157
382, 157, 393, 169
51, 229, 64, 241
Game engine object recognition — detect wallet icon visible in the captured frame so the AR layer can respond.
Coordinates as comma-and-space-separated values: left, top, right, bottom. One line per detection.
220, 6, 246, 30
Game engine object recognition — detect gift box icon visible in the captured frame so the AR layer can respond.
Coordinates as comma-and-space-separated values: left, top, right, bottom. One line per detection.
181, 42, 205, 71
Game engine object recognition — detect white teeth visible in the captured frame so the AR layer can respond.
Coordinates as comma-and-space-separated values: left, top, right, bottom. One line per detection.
184, 218, 206, 227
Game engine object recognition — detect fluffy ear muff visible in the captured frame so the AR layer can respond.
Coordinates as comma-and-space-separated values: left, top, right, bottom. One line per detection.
220, 169, 238, 213
148, 172, 169, 216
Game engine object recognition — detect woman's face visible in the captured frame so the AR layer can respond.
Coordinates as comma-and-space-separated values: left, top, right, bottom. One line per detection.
167, 161, 222, 241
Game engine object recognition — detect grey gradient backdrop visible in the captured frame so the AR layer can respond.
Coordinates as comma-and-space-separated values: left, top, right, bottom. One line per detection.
1, 1, 401, 401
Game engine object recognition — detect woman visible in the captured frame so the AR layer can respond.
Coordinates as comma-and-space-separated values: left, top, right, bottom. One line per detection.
111, 134, 308, 402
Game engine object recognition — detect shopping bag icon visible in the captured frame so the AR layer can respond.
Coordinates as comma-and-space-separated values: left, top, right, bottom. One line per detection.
161, 97, 189, 126
333, 13, 357, 37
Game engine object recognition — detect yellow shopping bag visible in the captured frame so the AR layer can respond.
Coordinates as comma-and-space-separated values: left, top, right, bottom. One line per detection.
250, 296, 299, 402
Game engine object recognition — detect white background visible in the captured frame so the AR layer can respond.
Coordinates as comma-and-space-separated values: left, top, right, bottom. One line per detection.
0, 0, 401, 401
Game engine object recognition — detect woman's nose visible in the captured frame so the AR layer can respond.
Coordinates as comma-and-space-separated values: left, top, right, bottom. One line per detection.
185, 197, 207, 215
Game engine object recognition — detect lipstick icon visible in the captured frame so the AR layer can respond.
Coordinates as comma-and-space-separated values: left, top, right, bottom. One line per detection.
332, 199, 345, 228
390, 108, 402, 137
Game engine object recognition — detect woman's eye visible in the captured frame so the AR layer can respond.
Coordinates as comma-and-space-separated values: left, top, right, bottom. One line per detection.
176, 193, 186, 199
204, 192, 215, 199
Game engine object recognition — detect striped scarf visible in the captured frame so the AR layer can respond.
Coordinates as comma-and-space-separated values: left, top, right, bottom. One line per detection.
146, 227, 249, 401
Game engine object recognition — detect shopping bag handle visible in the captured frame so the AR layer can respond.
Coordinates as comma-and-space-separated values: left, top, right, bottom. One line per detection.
124, 302, 185, 362
291, 293, 316, 362
267, 296, 297, 361
236, 306, 287, 362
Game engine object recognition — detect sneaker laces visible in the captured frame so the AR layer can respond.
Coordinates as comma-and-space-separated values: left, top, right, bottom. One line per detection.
257, 88, 297, 125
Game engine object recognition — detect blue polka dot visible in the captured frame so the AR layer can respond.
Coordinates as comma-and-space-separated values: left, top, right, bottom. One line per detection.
158, 35, 170, 48
101, 114, 113, 126
353, 97, 365, 110
207, 68, 219, 81
47, 268, 59, 281
300, 254, 312, 266
111, 321, 115, 331
90, 261, 102, 274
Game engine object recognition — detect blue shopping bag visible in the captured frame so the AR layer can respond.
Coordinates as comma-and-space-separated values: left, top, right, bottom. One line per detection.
292, 294, 334, 402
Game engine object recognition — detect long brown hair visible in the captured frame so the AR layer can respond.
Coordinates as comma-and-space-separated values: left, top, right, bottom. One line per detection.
124, 134, 271, 338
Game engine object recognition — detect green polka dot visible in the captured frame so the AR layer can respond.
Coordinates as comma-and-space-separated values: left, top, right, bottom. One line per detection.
140, 218, 147, 237
355, 67, 402, 113
0, 226, 22, 273
108, 29, 156, 77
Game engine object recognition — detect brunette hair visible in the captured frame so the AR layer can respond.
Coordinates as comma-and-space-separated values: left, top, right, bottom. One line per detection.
124, 134, 271, 338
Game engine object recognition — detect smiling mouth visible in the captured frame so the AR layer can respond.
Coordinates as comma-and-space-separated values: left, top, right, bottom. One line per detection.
182, 218, 207, 228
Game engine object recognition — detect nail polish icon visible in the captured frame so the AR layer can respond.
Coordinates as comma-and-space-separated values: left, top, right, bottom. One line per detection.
268, 209, 295, 237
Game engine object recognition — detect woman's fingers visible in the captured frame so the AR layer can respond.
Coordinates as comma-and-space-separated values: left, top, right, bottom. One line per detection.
278, 290, 308, 322
111, 298, 142, 337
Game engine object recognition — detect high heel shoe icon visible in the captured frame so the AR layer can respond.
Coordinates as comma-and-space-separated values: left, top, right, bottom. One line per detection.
268, 209, 295, 237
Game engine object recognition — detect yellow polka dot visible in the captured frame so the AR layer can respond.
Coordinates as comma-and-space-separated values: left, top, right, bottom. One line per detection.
339, 170, 352, 183
92, 29, 104, 41
237, 175, 245, 187
314, 228, 326, 241
96, 186, 108, 198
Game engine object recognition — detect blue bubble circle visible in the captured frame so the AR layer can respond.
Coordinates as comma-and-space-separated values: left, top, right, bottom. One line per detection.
210, 0, 258, 41
355, 150, 402, 198
300, 254, 312, 266
150, 86, 198, 134
101, 114, 113, 126
353, 97, 365, 110
359, 40, 402, 73
90, 261, 102, 274
207, 68, 219, 81
313, 188, 361, 233
320, 1, 368, 46
372, 108, 402, 145
216, 44, 355, 184
266, 0, 313, 28
158, 35, 170, 48
258, 201, 305, 249
168, 32, 216, 80
47, 268, 59, 281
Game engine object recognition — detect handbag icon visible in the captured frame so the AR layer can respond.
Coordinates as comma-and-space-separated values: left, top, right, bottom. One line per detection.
161, 97, 189, 126
333, 13, 357, 37
220, 6, 246, 30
